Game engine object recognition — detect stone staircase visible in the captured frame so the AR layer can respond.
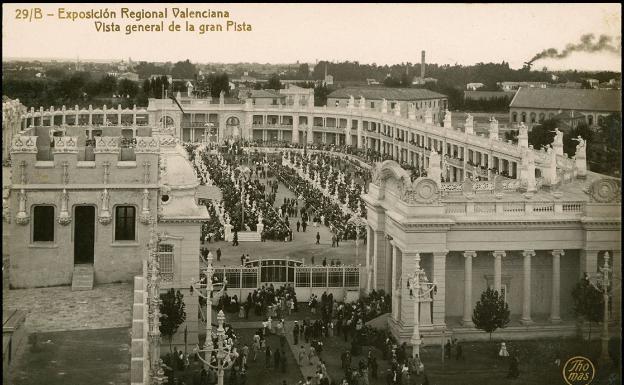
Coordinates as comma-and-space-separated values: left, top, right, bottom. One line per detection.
237, 231, 261, 242
71, 264, 94, 291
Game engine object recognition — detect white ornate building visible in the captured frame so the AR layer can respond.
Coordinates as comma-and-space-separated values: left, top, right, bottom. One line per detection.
11, 96, 623, 341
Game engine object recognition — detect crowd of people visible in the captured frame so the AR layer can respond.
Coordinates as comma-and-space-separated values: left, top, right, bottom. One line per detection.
188, 144, 292, 242
276, 165, 366, 242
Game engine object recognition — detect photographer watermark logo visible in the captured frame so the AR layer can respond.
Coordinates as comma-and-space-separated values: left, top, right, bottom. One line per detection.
563, 356, 596, 385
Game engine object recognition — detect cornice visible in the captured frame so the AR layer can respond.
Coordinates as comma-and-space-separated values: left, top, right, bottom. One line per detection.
10, 184, 160, 190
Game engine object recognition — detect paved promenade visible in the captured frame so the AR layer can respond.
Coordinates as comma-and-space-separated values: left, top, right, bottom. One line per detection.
2, 283, 133, 332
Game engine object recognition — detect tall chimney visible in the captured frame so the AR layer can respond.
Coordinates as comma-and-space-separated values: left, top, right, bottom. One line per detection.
421, 50, 426, 79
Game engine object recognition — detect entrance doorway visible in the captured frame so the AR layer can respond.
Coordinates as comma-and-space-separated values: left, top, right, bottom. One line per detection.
74, 206, 95, 264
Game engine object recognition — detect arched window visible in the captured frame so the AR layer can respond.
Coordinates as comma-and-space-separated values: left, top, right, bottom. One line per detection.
588, 115, 593, 126
598, 116, 604, 126
159, 115, 174, 129
512, 112, 517, 122
538, 113, 545, 122
549, 112, 555, 119
521, 112, 526, 123
530, 112, 536, 123
226, 116, 240, 126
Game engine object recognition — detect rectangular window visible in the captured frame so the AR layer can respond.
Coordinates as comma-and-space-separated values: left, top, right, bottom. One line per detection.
33, 205, 55, 242
158, 244, 174, 282
115, 206, 136, 241
370, 102, 375, 108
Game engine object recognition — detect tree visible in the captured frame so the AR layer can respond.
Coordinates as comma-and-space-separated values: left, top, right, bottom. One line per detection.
563, 122, 592, 157
117, 79, 138, 98
266, 74, 282, 90
98, 74, 118, 96
314, 84, 330, 106
504, 130, 519, 143
171, 59, 197, 80
297, 63, 310, 80
528, 118, 559, 150
204, 73, 230, 98
160, 288, 187, 353
383, 76, 402, 87
472, 287, 510, 340
571, 278, 603, 341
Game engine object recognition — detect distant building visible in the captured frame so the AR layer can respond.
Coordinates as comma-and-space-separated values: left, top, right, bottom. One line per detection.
328, 87, 448, 122
551, 110, 587, 131
412, 77, 438, 85
279, 85, 314, 106
464, 90, 517, 101
509, 87, 621, 128
466, 83, 485, 91
582, 78, 600, 89
246, 89, 286, 106
118, 72, 139, 82
498, 81, 547, 91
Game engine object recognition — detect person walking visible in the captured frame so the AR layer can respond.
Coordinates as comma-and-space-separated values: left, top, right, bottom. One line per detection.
216, 248, 221, 262
499, 342, 509, 359
296, 221, 301, 232
316, 232, 320, 245
455, 340, 464, 361
298, 345, 306, 365
302, 221, 307, 232
293, 321, 300, 345
265, 345, 272, 368
507, 354, 519, 378
274, 348, 281, 370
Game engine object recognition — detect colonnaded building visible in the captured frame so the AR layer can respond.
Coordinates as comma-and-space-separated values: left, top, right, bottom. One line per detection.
3, 91, 621, 343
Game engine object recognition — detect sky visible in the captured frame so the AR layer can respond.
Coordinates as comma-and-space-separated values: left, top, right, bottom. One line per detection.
2, 3, 621, 71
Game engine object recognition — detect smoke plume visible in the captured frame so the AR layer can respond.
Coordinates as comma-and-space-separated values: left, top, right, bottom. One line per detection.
528, 34, 621, 64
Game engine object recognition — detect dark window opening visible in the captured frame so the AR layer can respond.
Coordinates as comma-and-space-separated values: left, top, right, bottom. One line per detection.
115, 206, 136, 241
33, 205, 55, 242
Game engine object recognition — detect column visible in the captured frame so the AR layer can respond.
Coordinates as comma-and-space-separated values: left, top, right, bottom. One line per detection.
550, 249, 564, 323
492, 251, 506, 292
366, 225, 373, 293
432, 251, 447, 326
391, 243, 398, 321
521, 249, 535, 325
462, 251, 476, 326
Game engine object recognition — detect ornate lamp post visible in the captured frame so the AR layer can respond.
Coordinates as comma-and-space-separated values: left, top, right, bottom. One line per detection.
405, 254, 437, 359
587, 252, 613, 363
190, 252, 229, 382
146, 219, 168, 385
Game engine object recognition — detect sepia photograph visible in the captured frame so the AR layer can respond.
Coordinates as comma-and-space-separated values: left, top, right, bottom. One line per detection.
1, 3, 621, 385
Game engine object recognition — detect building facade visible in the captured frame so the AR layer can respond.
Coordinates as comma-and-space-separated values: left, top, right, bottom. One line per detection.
363, 160, 620, 342
327, 87, 448, 124
509, 87, 621, 129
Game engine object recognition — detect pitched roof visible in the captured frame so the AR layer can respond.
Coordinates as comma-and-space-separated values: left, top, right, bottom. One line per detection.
328, 87, 447, 101
464, 91, 516, 100
510, 88, 621, 112
553, 110, 586, 120
249, 89, 285, 98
